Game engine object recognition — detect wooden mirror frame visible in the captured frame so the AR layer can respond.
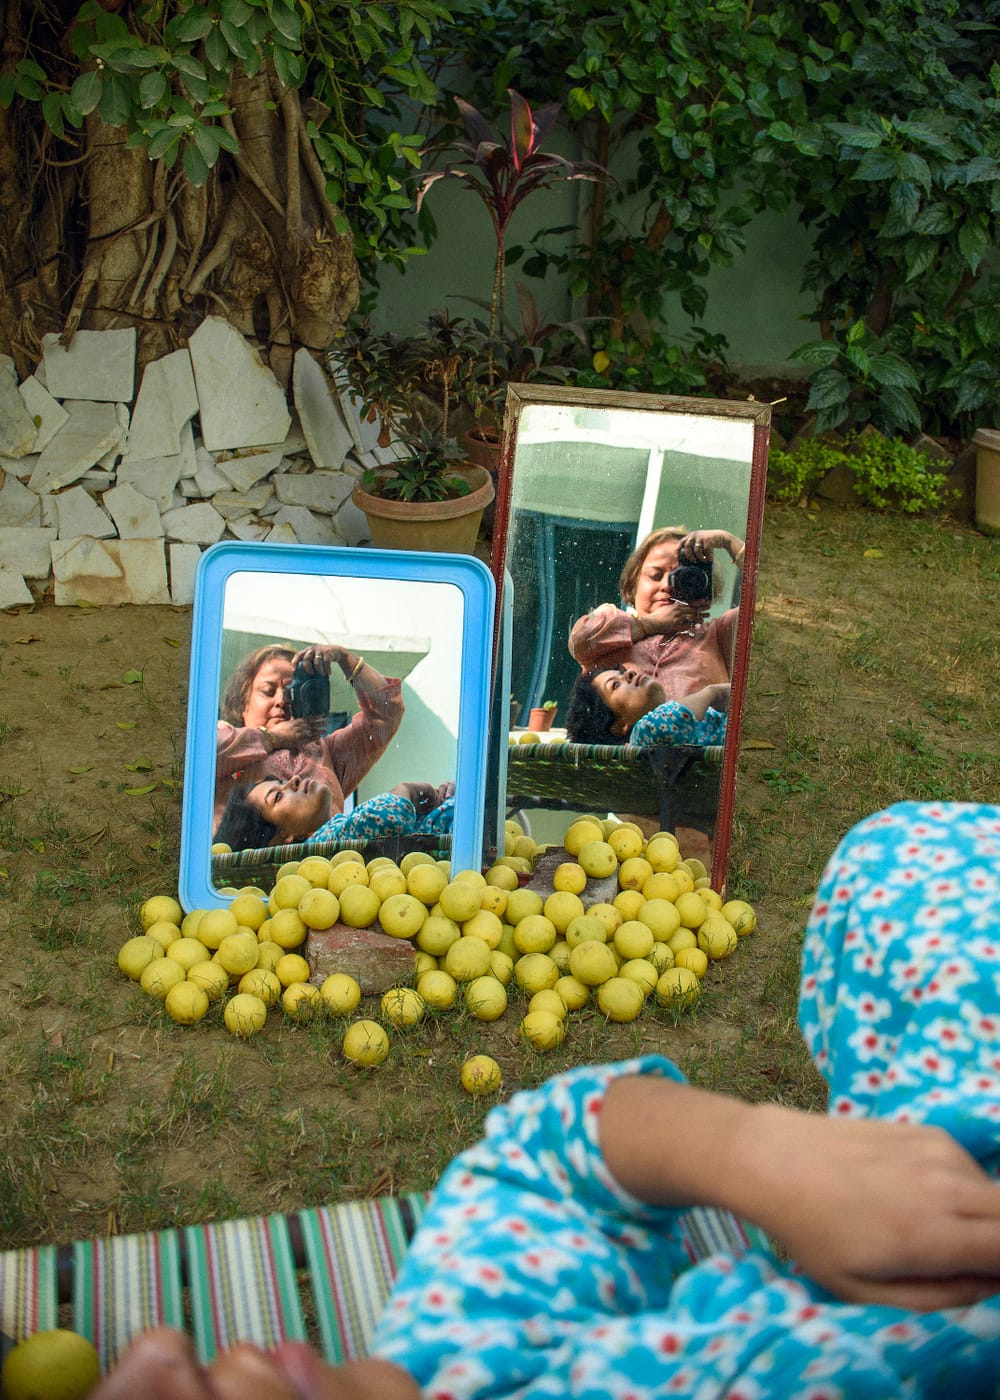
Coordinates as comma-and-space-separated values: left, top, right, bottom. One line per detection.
489, 383, 770, 893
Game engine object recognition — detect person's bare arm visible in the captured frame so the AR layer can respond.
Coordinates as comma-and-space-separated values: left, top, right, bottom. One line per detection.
600, 1075, 1000, 1312
677, 683, 730, 719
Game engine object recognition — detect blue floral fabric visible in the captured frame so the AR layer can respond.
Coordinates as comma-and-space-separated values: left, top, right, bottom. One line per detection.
629, 699, 727, 748
373, 802, 1000, 1397
309, 794, 454, 845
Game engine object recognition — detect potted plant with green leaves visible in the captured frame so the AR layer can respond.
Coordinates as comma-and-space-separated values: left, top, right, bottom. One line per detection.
528, 699, 558, 732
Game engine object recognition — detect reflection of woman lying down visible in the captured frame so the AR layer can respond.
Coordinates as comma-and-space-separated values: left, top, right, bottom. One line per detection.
213, 642, 403, 837
567, 669, 729, 747
569, 527, 744, 701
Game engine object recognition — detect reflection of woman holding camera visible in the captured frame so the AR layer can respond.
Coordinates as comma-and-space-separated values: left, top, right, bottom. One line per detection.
213, 643, 403, 834
569, 526, 745, 702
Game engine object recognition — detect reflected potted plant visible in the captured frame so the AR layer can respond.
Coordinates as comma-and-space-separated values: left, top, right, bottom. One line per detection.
528, 699, 558, 732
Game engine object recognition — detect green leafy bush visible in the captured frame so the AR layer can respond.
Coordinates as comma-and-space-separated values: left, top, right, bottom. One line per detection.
768, 435, 949, 513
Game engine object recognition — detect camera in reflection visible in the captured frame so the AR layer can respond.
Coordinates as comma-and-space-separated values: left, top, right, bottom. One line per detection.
287, 662, 329, 719
668, 557, 713, 604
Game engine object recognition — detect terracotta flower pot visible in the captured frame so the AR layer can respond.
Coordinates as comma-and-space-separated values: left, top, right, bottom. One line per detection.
352, 464, 495, 554
528, 706, 557, 732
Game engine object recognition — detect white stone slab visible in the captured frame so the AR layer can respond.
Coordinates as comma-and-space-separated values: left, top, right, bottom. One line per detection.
264, 521, 300, 544
0, 371, 39, 457
116, 452, 185, 512
55, 485, 116, 540
169, 543, 202, 605
0, 452, 39, 481
215, 449, 284, 493
335, 493, 372, 547
270, 505, 343, 546
29, 400, 125, 493
191, 447, 230, 497
272, 469, 353, 513
123, 349, 198, 462
189, 317, 290, 450
160, 501, 226, 545
0, 474, 42, 528
41, 329, 136, 402
103, 482, 164, 539
0, 568, 33, 609
0, 355, 16, 384
0, 526, 58, 577
18, 376, 69, 453
226, 517, 269, 542
211, 484, 274, 518
329, 364, 385, 456
51, 536, 169, 605
293, 349, 353, 470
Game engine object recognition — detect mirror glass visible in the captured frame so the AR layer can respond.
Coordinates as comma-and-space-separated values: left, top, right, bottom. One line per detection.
180, 542, 495, 911
491, 384, 770, 891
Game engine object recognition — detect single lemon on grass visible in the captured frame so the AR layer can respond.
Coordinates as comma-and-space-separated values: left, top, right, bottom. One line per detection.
554, 974, 590, 1011
118, 935, 165, 980
505, 887, 544, 924
268, 907, 309, 949
296, 854, 333, 887
165, 937, 210, 973
400, 849, 436, 875
187, 960, 230, 1001
379, 892, 427, 940
667, 927, 697, 955
674, 946, 709, 978
382, 986, 426, 1027
638, 898, 682, 943
697, 916, 738, 960
464, 975, 507, 1021
438, 880, 482, 923
613, 920, 655, 961
1, 1329, 100, 1400
722, 899, 757, 936
343, 1019, 390, 1066
655, 967, 701, 1009
552, 861, 587, 895
490, 950, 515, 986
224, 991, 268, 1036
239, 968, 282, 1004
140, 958, 186, 999
478, 885, 508, 918
444, 935, 492, 982
140, 894, 183, 929
562, 817, 605, 855
597, 976, 645, 1022
612, 888, 646, 921
528, 988, 567, 1021
608, 825, 644, 861
338, 884, 381, 930
644, 835, 679, 873
320, 973, 362, 1015
165, 980, 210, 1026
216, 931, 261, 976
144, 919, 182, 951
461, 1055, 502, 1096
484, 863, 519, 891
647, 942, 675, 973
564, 914, 608, 949
520, 1009, 565, 1050
544, 890, 585, 933
328, 862, 370, 897
568, 940, 618, 987
618, 957, 659, 996
275, 952, 311, 986
255, 940, 285, 973
229, 891, 267, 931
298, 887, 340, 931
416, 914, 461, 956
196, 908, 239, 951
512, 914, 557, 955
577, 840, 618, 880
282, 981, 321, 1019
406, 862, 449, 905
462, 909, 503, 949
675, 891, 709, 930
417, 969, 458, 1009
618, 856, 653, 891
513, 951, 560, 994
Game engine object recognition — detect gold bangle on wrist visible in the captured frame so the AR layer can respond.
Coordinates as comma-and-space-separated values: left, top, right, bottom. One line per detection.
634, 615, 650, 639
732, 544, 746, 568
348, 656, 364, 682
258, 726, 274, 752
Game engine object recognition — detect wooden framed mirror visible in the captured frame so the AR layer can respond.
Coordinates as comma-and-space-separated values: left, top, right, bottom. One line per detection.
179, 542, 495, 912
490, 384, 770, 893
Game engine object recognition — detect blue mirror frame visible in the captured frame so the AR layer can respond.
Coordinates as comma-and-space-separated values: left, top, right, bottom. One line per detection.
179, 542, 496, 912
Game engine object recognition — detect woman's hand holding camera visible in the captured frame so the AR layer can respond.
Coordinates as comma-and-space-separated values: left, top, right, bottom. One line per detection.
261, 716, 325, 750
292, 645, 346, 675
678, 530, 744, 565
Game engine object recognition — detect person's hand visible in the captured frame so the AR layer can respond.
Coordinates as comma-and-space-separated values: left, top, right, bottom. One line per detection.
706, 682, 730, 712
90, 1327, 419, 1400
292, 645, 345, 675
391, 781, 443, 816
639, 597, 710, 639
736, 1105, 1000, 1311
678, 529, 743, 564
263, 716, 325, 750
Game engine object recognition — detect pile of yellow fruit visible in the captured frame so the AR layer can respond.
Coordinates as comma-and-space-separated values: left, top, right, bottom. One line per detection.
117, 816, 756, 1096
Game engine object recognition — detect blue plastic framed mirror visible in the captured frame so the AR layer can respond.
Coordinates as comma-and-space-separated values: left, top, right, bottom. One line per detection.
179, 542, 496, 912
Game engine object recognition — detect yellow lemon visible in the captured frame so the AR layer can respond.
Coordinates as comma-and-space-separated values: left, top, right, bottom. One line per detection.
216, 931, 261, 976
140, 958, 186, 999
268, 907, 309, 949
370, 867, 408, 902
478, 885, 508, 918
564, 914, 609, 949
282, 981, 322, 1019
407, 862, 449, 905
612, 888, 646, 921
722, 899, 758, 936
274, 952, 310, 986
608, 825, 645, 861
187, 960, 230, 1001
255, 940, 285, 973
144, 919, 182, 951
224, 991, 268, 1036
342, 1019, 390, 1066
644, 835, 680, 872
550, 938, 571, 972
462, 909, 503, 949
296, 854, 333, 887
697, 916, 739, 960
517, 730, 542, 744
180, 909, 206, 939
641, 871, 682, 904
520, 1009, 565, 1049
554, 973, 590, 1011
674, 946, 709, 978
464, 976, 508, 1021
328, 861, 370, 896
675, 891, 710, 930
638, 898, 682, 942
498, 924, 518, 960
504, 888, 544, 926
330, 848, 364, 868
139, 895, 183, 929
320, 973, 362, 1015
484, 863, 519, 891
444, 935, 493, 982
613, 920, 655, 961
568, 940, 618, 987
647, 941, 676, 973
381, 986, 426, 1027
164, 980, 210, 1026
528, 988, 567, 1021
453, 868, 487, 889
417, 969, 458, 1009
229, 892, 268, 931
618, 957, 659, 996
585, 902, 622, 936
379, 892, 427, 940
438, 880, 482, 923
562, 817, 606, 855
667, 927, 698, 954
700, 887, 724, 911
413, 950, 438, 977
655, 967, 702, 1008
338, 884, 381, 929
490, 950, 515, 986
272, 873, 313, 910
165, 936, 210, 973
1, 1329, 100, 1400
577, 840, 618, 880
196, 908, 239, 950
513, 913, 557, 955
513, 951, 560, 994
552, 861, 587, 894
415, 914, 461, 956
543, 889, 585, 933
118, 934, 165, 980
680, 857, 708, 882
618, 856, 653, 891
399, 849, 435, 875
275, 859, 301, 879
671, 867, 696, 896
596, 976, 645, 1022
461, 1054, 503, 1096
239, 968, 282, 1004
